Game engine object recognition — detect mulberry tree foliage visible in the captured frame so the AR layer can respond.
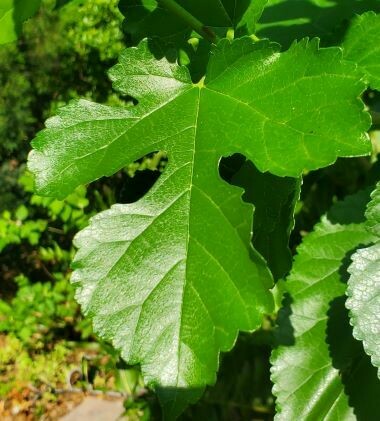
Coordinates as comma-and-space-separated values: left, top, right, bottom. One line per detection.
26, 0, 380, 418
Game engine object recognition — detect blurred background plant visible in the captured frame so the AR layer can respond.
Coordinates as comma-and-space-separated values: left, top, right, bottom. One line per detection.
1, 0, 380, 419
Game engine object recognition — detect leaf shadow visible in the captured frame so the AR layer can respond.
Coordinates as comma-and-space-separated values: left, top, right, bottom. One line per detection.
273, 293, 295, 347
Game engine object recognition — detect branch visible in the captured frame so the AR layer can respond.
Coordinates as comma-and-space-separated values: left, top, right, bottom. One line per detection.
157, 0, 217, 43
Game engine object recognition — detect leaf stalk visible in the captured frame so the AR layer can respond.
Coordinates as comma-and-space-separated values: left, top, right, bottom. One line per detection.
157, 0, 217, 43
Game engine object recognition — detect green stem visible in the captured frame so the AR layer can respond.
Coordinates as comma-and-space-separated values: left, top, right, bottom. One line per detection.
157, 0, 217, 43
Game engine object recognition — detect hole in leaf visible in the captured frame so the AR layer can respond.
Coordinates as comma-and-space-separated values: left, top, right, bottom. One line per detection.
87, 151, 167, 208
219, 154, 298, 280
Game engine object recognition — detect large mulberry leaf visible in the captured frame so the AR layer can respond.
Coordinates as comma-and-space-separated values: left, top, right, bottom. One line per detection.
28, 37, 372, 416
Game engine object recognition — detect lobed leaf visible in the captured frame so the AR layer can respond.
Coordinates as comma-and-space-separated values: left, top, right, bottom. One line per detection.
28, 36, 373, 416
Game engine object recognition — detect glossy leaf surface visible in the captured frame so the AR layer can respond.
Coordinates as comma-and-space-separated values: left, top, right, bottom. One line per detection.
29, 37, 371, 197
28, 36, 373, 417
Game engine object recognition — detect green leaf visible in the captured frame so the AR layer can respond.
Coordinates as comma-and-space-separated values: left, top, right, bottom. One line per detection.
271, 214, 380, 420
257, 0, 380, 49
230, 158, 301, 280
29, 37, 371, 198
343, 12, 380, 91
345, 182, 380, 378
0, 0, 41, 45
28, 37, 372, 416
119, 0, 268, 45
235, 0, 269, 36
327, 187, 372, 225
346, 243, 380, 379
365, 181, 380, 237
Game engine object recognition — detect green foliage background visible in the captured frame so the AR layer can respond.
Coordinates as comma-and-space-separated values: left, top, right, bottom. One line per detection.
1, 0, 380, 419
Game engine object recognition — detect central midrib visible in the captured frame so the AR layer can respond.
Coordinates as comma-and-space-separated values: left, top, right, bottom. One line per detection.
175, 87, 202, 387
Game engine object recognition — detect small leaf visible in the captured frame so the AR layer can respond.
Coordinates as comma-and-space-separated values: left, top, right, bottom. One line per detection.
346, 243, 380, 379
327, 186, 372, 225
0, 0, 41, 45
343, 11, 380, 91
365, 181, 380, 236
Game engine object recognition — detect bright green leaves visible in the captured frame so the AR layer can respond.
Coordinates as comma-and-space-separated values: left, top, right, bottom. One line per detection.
346, 182, 380, 378
271, 205, 380, 420
343, 12, 380, 91
0, 0, 41, 45
71, 158, 274, 418
201, 37, 370, 176
28, 35, 374, 417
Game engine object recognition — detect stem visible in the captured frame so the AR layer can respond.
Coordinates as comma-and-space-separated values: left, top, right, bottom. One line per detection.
157, 0, 217, 43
